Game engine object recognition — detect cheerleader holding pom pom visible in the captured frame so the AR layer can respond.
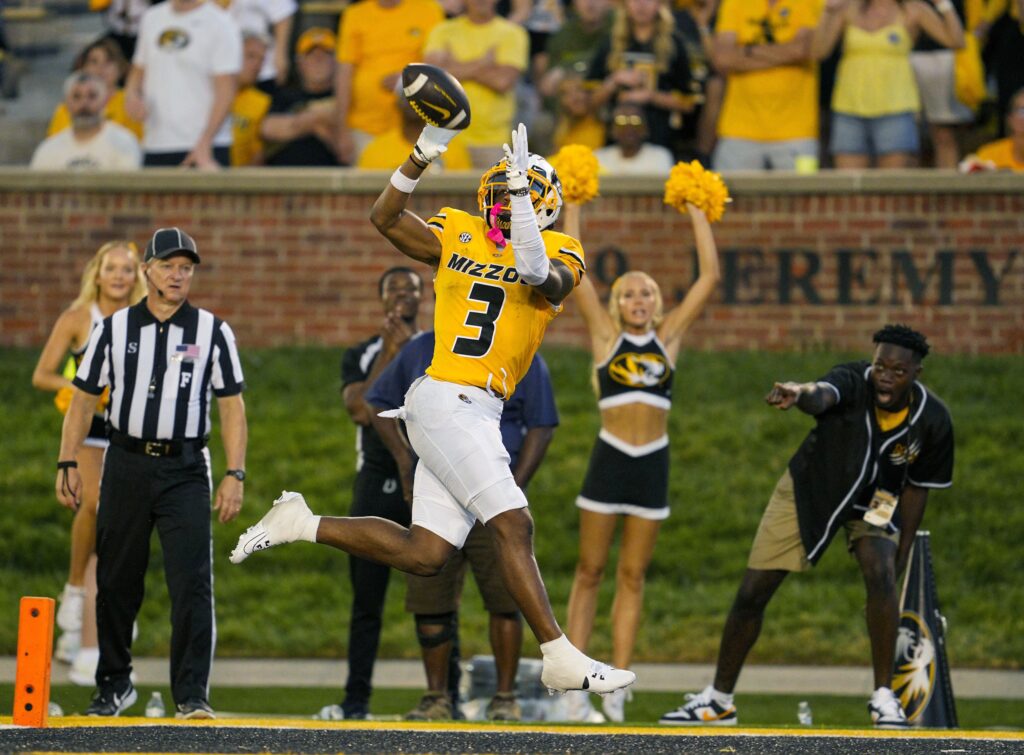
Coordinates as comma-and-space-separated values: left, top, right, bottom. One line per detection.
553, 148, 724, 723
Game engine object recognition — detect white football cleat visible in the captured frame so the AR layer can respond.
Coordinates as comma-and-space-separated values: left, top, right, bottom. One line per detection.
542, 656, 636, 695
230, 491, 318, 564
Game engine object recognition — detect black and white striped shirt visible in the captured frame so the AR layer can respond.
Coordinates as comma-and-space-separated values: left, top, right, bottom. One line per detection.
73, 299, 245, 440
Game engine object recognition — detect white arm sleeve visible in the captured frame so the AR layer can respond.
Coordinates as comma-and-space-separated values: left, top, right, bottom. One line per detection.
510, 193, 549, 286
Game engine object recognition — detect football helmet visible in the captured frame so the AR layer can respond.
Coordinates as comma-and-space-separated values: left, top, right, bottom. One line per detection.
477, 153, 563, 233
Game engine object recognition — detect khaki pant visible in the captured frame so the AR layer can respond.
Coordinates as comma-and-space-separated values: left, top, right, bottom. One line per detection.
748, 470, 899, 572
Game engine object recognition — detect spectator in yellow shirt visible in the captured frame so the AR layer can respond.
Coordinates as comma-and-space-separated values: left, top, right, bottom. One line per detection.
423, 0, 529, 167
964, 87, 1024, 170
358, 89, 471, 171
47, 38, 144, 141
814, 0, 963, 170
334, 0, 445, 165
231, 29, 273, 166
551, 74, 607, 151
710, 0, 821, 170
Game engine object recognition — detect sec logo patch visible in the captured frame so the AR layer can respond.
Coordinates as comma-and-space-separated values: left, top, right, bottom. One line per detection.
459, 232, 472, 243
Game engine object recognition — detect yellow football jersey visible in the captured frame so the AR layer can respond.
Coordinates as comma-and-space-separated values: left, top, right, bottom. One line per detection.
425, 207, 585, 399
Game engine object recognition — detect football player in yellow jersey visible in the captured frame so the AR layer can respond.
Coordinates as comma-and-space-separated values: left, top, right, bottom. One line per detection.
232, 122, 636, 700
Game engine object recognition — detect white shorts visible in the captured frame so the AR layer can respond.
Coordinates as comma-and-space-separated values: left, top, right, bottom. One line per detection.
911, 49, 974, 125
400, 376, 528, 548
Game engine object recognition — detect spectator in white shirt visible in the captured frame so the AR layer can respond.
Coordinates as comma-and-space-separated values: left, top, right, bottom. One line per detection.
31, 73, 142, 170
125, 0, 241, 168
595, 102, 675, 175
226, 0, 296, 91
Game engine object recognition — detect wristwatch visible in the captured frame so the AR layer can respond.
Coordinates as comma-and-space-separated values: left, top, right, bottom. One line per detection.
225, 469, 246, 481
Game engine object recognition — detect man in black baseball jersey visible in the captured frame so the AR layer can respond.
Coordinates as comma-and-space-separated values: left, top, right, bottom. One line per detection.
55, 227, 247, 719
313, 266, 423, 721
660, 325, 954, 730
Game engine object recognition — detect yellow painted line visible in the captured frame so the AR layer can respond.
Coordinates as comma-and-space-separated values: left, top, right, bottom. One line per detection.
2, 716, 1021, 739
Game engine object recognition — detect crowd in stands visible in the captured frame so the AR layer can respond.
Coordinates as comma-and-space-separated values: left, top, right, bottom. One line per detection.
26, 0, 1024, 172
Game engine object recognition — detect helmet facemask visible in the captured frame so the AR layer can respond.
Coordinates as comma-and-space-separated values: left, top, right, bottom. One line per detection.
477, 154, 563, 239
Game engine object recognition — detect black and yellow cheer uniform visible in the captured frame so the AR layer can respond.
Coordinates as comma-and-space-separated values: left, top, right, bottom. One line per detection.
576, 331, 675, 520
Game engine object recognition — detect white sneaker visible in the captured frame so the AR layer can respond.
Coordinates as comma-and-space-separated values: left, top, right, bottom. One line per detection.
68, 647, 99, 687
565, 690, 606, 723
230, 491, 318, 564
601, 686, 632, 723
542, 654, 636, 695
56, 584, 85, 632
54, 630, 80, 664
868, 687, 910, 729
659, 685, 737, 726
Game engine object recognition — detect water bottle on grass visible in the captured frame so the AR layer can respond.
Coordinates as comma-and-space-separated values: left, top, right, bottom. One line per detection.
797, 700, 813, 726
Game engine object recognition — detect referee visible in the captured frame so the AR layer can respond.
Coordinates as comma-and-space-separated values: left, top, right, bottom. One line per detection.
55, 227, 248, 719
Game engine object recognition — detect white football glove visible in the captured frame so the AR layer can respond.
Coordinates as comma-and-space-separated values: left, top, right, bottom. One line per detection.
413, 125, 460, 166
504, 123, 549, 286
502, 123, 530, 196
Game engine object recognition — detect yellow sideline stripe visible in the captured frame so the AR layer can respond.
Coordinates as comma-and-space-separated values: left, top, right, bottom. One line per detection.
3, 716, 1021, 739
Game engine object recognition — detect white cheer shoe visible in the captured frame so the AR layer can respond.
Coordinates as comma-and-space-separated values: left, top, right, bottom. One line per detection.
565, 690, 606, 723
601, 685, 632, 722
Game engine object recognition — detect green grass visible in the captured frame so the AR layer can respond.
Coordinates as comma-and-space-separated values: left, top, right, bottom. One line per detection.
1, 346, 1022, 669
3, 684, 1020, 730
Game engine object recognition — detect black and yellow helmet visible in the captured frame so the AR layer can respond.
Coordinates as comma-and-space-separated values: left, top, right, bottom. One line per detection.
477, 153, 563, 232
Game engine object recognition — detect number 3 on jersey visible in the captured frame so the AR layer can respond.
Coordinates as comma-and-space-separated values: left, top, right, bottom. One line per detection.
452, 282, 505, 357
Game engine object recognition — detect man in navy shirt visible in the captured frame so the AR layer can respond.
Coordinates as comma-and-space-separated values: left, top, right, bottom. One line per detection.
366, 331, 559, 721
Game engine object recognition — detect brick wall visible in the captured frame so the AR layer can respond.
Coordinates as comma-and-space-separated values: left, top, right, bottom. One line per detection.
2, 170, 1022, 354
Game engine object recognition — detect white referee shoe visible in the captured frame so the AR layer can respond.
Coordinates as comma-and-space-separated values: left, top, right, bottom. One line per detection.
229, 491, 320, 564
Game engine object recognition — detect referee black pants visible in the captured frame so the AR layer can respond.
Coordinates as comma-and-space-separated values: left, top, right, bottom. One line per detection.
343, 466, 409, 710
95, 444, 214, 705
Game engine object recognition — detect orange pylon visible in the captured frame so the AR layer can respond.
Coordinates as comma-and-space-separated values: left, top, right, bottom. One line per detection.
13, 596, 55, 727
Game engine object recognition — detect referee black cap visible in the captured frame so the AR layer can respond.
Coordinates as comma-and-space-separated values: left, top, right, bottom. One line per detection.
144, 227, 201, 264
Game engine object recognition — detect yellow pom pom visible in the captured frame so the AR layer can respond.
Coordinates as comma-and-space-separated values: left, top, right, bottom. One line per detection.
663, 160, 730, 223
54, 386, 73, 415
549, 144, 600, 205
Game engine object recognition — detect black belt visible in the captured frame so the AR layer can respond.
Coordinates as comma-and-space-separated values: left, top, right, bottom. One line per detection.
109, 431, 206, 458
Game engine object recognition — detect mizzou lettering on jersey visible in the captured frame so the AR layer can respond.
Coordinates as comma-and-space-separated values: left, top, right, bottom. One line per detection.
425, 207, 585, 399
447, 254, 526, 284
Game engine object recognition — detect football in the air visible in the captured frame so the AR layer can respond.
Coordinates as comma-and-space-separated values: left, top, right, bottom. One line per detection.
401, 63, 471, 131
